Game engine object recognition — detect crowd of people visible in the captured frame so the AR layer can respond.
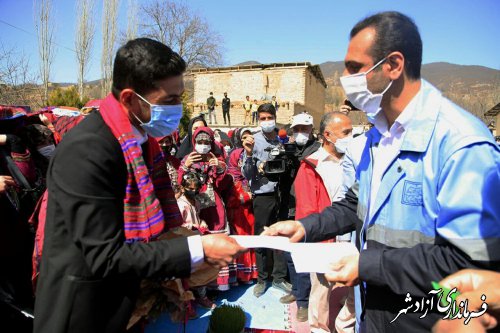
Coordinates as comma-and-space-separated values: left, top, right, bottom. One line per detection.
1, 10, 499, 333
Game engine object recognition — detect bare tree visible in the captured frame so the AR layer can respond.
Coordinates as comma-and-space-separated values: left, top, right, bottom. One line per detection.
75, 0, 95, 99
101, 0, 120, 96
140, 0, 223, 68
34, 0, 55, 105
126, 0, 138, 41
0, 44, 43, 107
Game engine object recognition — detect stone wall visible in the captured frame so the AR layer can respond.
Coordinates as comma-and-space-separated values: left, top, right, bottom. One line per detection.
304, 68, 327, 128
189, 64, 326, 128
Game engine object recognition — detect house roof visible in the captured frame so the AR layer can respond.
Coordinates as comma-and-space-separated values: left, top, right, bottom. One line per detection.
188, 62, 327, 88
485, 102, 500, 117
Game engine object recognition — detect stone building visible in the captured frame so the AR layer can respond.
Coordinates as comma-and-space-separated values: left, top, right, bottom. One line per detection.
187, 62, 327, 128
485, 102, 500, 136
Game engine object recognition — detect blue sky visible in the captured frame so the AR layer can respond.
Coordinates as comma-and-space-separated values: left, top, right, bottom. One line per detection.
1, 0, 499, 83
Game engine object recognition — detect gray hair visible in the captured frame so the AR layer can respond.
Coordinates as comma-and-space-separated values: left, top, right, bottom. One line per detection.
319, 111, 349, 134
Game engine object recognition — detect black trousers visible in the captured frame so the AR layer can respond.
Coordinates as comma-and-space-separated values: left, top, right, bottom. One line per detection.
222, 109, 230, 124
252, 194, 287, 283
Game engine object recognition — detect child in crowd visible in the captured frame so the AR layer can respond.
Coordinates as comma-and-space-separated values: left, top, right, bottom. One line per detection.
177, 172, 208, 233
176, 172, 214, 310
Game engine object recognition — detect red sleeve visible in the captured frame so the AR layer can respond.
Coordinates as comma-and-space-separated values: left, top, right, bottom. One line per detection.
11, 150, 37, 184
295, 162, 319, 220
167, 155, 181, 170
213, 157, 228, 186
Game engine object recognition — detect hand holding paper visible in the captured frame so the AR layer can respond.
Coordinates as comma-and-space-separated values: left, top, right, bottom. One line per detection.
230, 235, 359, 274
324, 253, 360, 286
230, 235, 293, 252
260, 220, 305, 242
290, 242, 359, 275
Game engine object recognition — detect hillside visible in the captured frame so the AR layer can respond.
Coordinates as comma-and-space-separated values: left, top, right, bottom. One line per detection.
319, 61, 499, 123
47, 61, 498, 123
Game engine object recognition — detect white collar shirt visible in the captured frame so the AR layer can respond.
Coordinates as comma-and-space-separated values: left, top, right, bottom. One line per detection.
368, 89, 421, 219
314, 146, 343, 202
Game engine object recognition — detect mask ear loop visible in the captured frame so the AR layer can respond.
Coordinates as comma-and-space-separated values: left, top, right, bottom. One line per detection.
366, 56, 393, 95
130, 92, 151, 126
365, 57, 388, 75
134, 92, 152, 107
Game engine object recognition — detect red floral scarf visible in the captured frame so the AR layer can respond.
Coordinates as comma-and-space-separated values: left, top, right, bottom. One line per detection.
99, 94, 182, 242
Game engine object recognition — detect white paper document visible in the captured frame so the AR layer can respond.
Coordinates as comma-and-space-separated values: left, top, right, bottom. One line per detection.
230, 235, 293, 252
290, 242, 359, 273
230, 235, 359, 273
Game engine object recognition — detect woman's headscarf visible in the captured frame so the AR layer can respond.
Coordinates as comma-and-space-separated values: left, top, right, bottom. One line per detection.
192, 126, 220, 156
232, 127, 252, 149
175, 116, 207, 160
227, 148, 245, 182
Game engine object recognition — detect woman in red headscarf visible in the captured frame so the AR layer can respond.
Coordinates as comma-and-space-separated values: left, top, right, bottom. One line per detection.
178, 127, 228, 232
178, 127, 236, 290
226, 128, 258, 283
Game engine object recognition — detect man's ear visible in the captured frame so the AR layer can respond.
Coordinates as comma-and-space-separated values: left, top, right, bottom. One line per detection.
120, 89, 136, 112
386, 51, 404, 81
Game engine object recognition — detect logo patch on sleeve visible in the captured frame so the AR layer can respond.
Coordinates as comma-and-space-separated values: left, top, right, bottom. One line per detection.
401, 181, 423, 206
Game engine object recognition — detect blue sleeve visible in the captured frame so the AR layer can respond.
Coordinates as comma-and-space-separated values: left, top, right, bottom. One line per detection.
359, 142, 500, 297
436, 142, 500, 261
337, 145, 357, 201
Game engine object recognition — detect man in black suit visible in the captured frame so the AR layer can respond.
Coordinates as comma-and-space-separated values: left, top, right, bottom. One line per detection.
34, 38, 245, 333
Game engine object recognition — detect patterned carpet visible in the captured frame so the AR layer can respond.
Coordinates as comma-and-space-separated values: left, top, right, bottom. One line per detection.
145, 282, 293, 333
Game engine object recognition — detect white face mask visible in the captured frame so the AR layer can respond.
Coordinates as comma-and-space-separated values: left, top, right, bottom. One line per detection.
340, 57, 392, 123
37, 144, 56, 158
293, 132, 309, 146
224, 146, 231, 154
260, 120, 276, 133
195, 144, 211, 154
333, 134, 353, 154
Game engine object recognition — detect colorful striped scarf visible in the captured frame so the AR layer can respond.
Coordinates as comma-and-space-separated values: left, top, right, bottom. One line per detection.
99, 94, 182, 242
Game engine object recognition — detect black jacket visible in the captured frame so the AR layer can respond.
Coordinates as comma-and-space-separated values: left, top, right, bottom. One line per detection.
222, 97, 230, 111
280, 140, 321, 220
34, 112, 191, 333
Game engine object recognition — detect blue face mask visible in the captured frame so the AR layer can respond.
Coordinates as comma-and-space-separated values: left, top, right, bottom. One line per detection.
133, 92, 183, 138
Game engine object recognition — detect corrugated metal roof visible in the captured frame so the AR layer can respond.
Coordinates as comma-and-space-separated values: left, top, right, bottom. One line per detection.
485, 102, 500, 116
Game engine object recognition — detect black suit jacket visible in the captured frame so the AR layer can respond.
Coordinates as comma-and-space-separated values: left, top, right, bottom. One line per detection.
34, 112, 191, 333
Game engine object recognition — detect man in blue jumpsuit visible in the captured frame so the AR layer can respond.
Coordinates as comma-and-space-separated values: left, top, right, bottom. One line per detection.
264, 11, 500, 332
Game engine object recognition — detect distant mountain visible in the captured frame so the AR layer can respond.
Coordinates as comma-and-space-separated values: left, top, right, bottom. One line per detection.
54, 61, 499, 91
319, 61, 344, 79
319, 61, 500, 93
85, 79, 102, 86
51, 61, 498, 121
421, 62, 499, 92
317, 61, 500, 122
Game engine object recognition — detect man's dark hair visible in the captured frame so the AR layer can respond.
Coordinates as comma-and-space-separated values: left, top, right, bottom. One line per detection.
112, 38, 186, 99
210, 92, 213, 95
257, 103, 276, 118
350, 11, 422, 80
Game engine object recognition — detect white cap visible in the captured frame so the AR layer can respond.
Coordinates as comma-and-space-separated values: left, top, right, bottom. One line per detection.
291, 112, 313, 128
239, 127, 252, 139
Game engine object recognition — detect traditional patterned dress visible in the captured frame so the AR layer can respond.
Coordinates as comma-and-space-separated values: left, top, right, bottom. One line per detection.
226, 148, 258, 282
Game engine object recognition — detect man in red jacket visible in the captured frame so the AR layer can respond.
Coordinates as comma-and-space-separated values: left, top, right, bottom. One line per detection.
294, 111, 353, 332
